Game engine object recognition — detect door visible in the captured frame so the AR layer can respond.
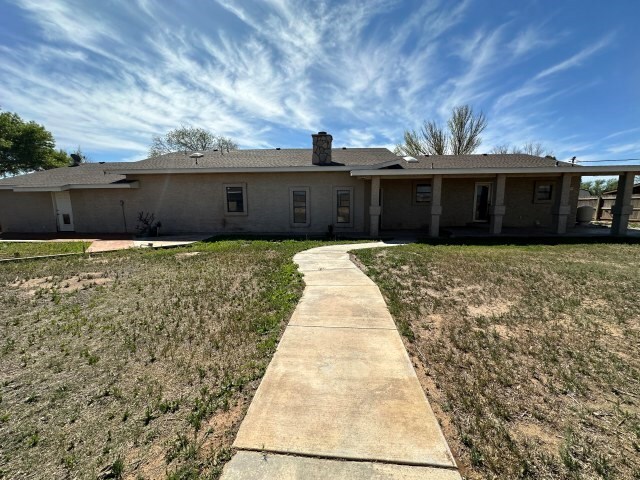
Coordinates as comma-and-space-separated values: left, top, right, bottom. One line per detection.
473, 182, 492, 222
53, 191, 75, 231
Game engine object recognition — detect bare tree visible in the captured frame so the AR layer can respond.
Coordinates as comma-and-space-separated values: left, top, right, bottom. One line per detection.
448, 105, 487, 155
491, 142, 553, 157
490, 144, 510, 154
394, 121, 447, 156
149, 125, 238, 157
395, 105, 486, 156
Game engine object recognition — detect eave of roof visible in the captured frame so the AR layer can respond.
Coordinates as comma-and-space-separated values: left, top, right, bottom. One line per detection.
351, 165, 640, 177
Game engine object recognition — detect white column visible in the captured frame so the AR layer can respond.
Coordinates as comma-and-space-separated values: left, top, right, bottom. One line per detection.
553, 174, 573, 234
369, 176, 381, 238
428, 175, 442, 237
489, 174, 506, 235
611, 172, 635, 236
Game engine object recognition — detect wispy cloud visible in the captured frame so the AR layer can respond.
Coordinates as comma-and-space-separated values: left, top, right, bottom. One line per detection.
0, 0, 626, 162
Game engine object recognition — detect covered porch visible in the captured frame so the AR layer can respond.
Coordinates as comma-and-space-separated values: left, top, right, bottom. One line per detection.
355, 165, 640, 238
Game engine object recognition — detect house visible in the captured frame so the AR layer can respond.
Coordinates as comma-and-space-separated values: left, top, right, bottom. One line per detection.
1, 132, 639, 237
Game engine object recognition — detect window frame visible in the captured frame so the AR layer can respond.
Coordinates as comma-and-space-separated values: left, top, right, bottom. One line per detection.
223, 183, 248, 216
333, 186, 354, 227
289, 187, 310, 227
413, 181, 433, 205
533, 181, 554, 204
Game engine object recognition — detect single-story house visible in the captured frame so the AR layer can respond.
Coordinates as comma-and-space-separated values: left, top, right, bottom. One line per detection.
1, 132, 639, 237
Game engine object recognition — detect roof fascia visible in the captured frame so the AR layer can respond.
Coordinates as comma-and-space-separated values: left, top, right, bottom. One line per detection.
351, 165, 640, 177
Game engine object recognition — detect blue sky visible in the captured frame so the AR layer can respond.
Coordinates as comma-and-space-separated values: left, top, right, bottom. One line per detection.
0, 0, 639, 164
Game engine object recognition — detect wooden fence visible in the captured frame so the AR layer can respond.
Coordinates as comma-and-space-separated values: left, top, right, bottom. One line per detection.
577, 195, 640, 221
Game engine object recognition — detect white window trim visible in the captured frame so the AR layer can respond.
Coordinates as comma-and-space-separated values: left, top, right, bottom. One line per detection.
413, 181, 432, 205
533, 180, 554, 204
333, 186, 354, 228
289, 187, 311, 227
223, 183, 248, 216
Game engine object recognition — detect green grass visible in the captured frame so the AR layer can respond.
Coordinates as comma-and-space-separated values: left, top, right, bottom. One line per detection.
0, 241, 89, 259
355, 242, 640, 480
0, 239, 336, 479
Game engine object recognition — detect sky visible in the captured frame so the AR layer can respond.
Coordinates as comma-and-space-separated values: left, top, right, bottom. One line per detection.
0, 0, 639, 164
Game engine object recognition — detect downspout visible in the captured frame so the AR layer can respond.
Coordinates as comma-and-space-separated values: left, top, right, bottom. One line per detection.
120, 200, 127, 233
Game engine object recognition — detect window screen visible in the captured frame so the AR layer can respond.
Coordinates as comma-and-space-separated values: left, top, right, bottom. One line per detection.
336, 190, 351, 223
292, 190, 307, 224
226, 186, 244, 212
416, 184, 432, 203
535, 183, 553, 201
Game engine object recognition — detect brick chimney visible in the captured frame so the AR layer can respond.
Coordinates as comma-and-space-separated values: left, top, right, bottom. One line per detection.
312, 131, 332, 165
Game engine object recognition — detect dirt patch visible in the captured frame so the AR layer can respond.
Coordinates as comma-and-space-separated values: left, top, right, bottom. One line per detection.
467, 300, 513, 318
175, 252, 201, 259
10, 272, 112, 295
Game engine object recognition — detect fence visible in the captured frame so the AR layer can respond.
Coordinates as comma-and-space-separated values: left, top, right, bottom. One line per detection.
577, 195, 640, 221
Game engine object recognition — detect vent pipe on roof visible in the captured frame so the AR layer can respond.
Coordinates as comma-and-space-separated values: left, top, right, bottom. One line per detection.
312, 131, 332, 165
190, 152, 204, 165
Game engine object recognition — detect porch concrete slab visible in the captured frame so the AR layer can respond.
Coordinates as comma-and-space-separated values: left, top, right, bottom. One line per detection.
86, 239, 135, 253
233, 325, 455, 467
301, 268, 376, 286
221, 451, 462, 480
294, 285, 390, 318
289, 314, 396, 330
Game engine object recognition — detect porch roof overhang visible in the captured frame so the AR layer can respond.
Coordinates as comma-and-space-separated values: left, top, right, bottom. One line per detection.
351, 165, 640, 178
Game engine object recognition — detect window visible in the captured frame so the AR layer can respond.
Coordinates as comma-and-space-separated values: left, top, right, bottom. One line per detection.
223, 183, 247, 215
335, 188, 352, 225
289, 187, 310, 226
534, 182, 553, 203
415, 183, 432, 203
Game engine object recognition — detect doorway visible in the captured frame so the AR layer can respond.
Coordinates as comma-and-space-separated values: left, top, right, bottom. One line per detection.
52, 191, 75, 231
473, 182, 492, 222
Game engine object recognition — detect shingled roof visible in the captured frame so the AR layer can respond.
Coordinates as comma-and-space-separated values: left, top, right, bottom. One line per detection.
399, 154, 571, 169
0, 162, 128, 189
0, 149, 579, 190
119, 148, 400, 170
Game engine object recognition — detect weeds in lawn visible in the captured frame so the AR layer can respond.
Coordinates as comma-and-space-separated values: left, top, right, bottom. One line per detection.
0, 239, 329, 479
356, 243, 640, 479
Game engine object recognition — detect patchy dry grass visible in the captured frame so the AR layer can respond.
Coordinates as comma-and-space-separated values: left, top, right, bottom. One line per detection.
0, 239, 331, 479
0, 241, 89, 259
355, 243, 640, 480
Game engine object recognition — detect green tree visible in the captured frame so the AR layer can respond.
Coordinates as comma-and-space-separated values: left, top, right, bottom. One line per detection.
149, 125, 238, 157
580, 178, 618, 196
395, 105, 486, 156
0, 110, 70, 177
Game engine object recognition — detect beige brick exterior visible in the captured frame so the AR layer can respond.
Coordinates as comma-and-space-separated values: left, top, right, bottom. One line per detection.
0, 191, 56, 232
0, 172, 580, 235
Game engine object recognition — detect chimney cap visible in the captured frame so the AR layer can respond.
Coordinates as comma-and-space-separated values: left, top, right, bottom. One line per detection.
317, 131, 327, 135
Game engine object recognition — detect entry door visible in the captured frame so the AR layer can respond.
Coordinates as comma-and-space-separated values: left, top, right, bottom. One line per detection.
53, 191, 75, 231
473, 182, 492, 222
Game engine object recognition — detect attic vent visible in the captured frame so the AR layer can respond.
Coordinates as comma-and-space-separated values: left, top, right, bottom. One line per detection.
403, 156, 418, 163
483, 153, 488, 156
342, 147, 347, 150
189, 152, 204, 159
276, 147, 281, 150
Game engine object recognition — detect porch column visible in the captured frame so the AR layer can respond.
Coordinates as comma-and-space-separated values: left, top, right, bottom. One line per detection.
428, 175, 443, 237
552, 174, 573, 234
369, 176, 381, 238
489, 174, 506, 235
611, 172, 635, 236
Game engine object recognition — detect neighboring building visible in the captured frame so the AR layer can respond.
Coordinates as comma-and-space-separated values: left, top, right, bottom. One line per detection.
1, 132, 639, 237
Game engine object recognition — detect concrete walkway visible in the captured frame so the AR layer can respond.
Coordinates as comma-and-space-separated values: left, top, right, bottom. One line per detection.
222, 242, 460, 479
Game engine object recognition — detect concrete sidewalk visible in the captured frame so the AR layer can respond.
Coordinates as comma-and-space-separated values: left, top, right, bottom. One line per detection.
222, 242, 460, 479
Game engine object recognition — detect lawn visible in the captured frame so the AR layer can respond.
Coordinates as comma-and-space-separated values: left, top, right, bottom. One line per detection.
355, 242, 640, 480
0, 241, 90, 259
0, 239, 329, 479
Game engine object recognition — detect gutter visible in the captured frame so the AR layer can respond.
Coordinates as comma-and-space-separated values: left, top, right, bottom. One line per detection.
351, 165, 640, 177
8, 181, 140, 193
